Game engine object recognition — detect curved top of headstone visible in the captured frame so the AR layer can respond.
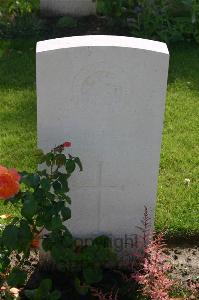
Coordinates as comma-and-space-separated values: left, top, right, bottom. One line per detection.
37, 35, 169, 55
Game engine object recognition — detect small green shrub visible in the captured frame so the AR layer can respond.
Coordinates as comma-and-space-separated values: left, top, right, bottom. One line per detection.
0, 0, 39, 20
24, 279, 61, 300
56, 16, 77, 29
0, 0, 43, 38
1, 14, 45, 38
0, 142, 116, 298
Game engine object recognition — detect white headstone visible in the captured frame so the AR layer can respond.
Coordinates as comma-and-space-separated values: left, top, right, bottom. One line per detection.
40, 0, 96, 16
37, 35, 169, 246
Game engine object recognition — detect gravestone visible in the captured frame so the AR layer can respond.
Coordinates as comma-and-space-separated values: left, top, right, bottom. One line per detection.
37, 35, 169, 248
40, 0, 96, 16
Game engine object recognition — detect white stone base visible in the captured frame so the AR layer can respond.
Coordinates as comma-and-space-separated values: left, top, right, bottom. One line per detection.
40, 0, 96, 17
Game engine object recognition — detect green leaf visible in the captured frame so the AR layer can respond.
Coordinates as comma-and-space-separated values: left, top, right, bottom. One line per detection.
42, 213, 56, 230
0, 255, 10, 273
59, 193, 71, 204
58, 174, 69, 192
63, 248, 76, 261
24, 289, 35, 299
34, 188, 46, 202
74, 277, 89, 295
47, 192, 55, 202
21, 194, 38, 219
62, 232, 73, 248
42, 237, 52, 251
74, 157, 83, 171
94, 246, 117, 263
10, 217, 19, 224
65, 160, 76, 173
51, 215, 63, 230
61, 206, 71, 221
38, 278, 52, 293
24, 279, 60, 299
51, 245, 66, 262
21, 173, 40, 188
53, 181, 62, 192
83, 266, 103, 284
19, 220, 33, 248
40, 178, 51, 191
50, 290, 61, 300
55, 153, 66, 167
2, 225, 19, 250
45, 152, 54, 167
7, 268, 27, 286
93, 235, 111, 248
53, 201, 65, 214
56, 16, 77, 29
38, 169, 47, 176
81, 246, 96, 264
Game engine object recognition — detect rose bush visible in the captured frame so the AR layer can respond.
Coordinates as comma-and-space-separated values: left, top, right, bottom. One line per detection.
0, 142, 116, 299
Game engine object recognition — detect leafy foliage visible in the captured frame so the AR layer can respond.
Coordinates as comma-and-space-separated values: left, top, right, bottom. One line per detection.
0, 143, 117, 298
97, 0, 199, 44
0, 0, 39, 20
55, 16, 77, 29
0, 0, 44, 38
24, 279, 61, 300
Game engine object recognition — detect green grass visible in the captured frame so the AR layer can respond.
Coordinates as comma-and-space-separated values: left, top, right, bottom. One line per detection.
0, 40, 37, 171
156, 43, 199, 236
0, 40, 198, 237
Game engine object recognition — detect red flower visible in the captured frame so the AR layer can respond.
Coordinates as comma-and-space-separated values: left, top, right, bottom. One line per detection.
0, 166, 21, 200
31, 237, 40, 248
9, 168, 21, 182
63, 141, 71, 148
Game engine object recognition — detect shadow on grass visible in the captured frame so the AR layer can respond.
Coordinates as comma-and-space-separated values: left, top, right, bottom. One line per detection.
0, 39, 36, 90
168, 42, 199, 92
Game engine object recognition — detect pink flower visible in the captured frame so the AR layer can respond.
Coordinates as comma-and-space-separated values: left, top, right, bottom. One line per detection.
134, 234, 175, 300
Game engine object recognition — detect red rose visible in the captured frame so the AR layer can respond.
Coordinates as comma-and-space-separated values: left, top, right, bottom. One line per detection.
63, 141, 71, 148
0, 166, 20, 200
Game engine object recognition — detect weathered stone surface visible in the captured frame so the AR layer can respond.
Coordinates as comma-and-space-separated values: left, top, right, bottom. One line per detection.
36, 35, 169, 244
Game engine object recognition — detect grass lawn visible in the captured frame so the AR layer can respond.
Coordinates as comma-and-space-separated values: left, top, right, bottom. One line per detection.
0, 39, 198, 238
